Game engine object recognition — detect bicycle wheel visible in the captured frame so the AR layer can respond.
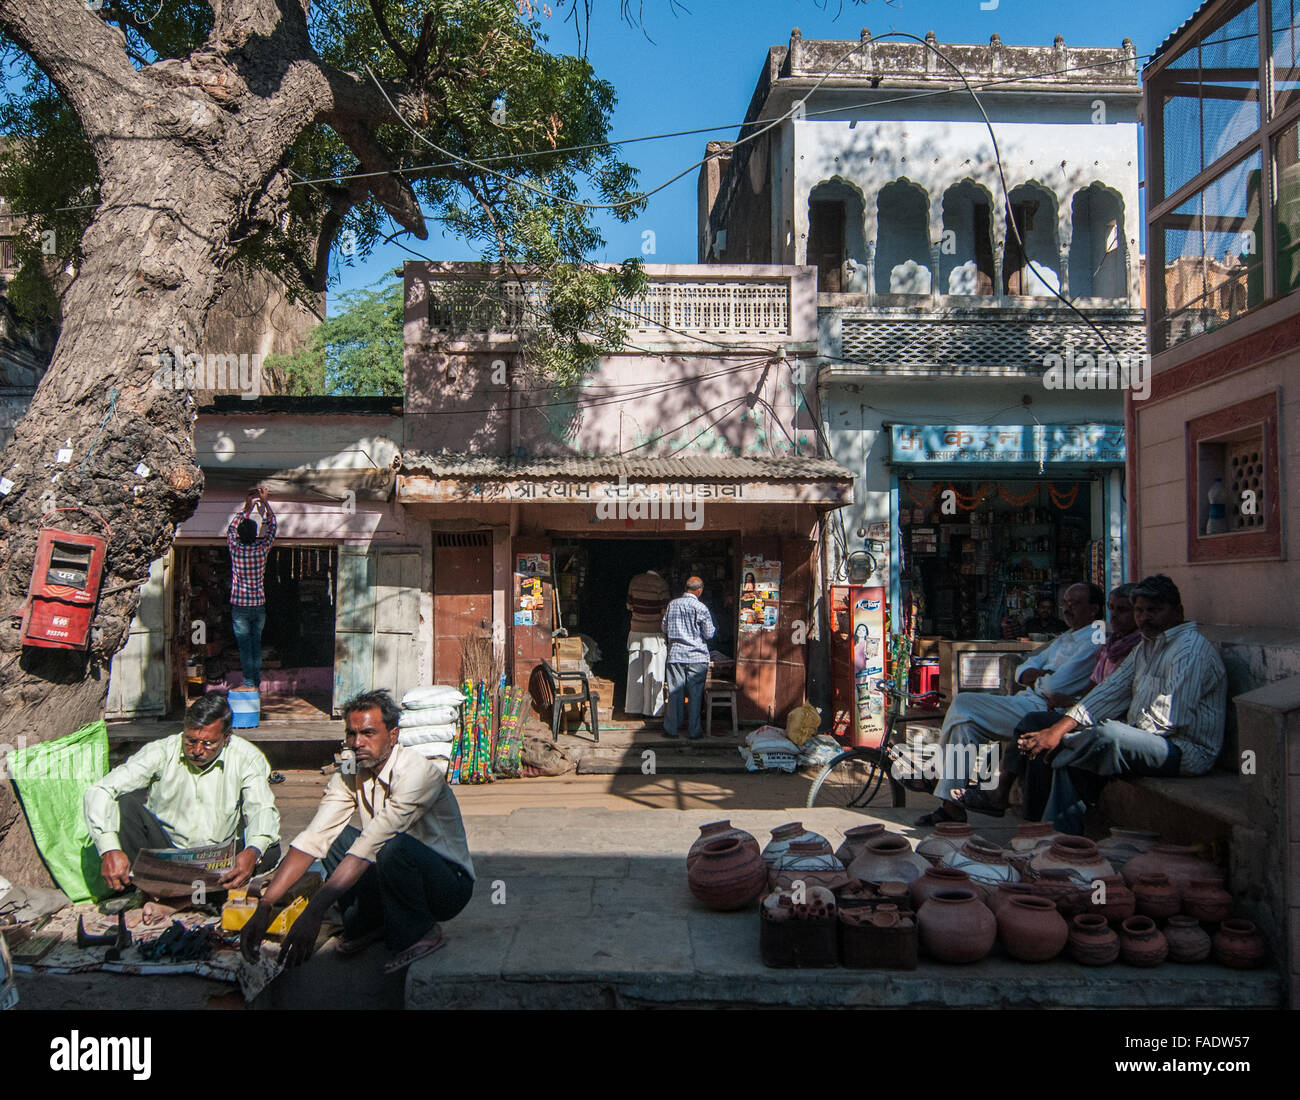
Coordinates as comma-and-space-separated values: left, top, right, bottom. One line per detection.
805, 749, 889, 810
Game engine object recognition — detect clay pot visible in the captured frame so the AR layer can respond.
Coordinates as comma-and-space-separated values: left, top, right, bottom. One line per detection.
762, 822, 829, 868
916, 821, 974, 864
1118, 915, 1168, 967
1068, 914, 1120, 966
917, 889, 996, 964
687, 820, 759, 872
1132, 873, 1181, 921
941, 837, 1020, 900
997, 895, 1069, 962
1096, 828, 1161, 875
1213, 919, 1266, 969
1181, 879, 1233, 925
688, 836, 766, 911
1081, 876, 1136, 925
1030, 870, 1089, 919
1122, 843, 1219, 894
1008, 822, 1062, 856
1028, 836, 1115, 884
1163, 915, 1212, 963
909, 866, 973, 910
834, 823, 885, 866
990, 882, 1037, 918
878, 881, 911, 904
848, 834, 929, 885
770, 839, 851, 892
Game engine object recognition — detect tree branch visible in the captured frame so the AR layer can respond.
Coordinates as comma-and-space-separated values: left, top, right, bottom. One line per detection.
367, 0, 411, 69
208, 0, 297, 50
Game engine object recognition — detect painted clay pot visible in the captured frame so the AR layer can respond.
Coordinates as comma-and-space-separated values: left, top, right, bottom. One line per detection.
916, 821, 974, 865
941, 837, 1020, 899
1030, 870, 1089, 919
848, 834, 929, 885
1132, 873, 1181, 921
1068, 914, 1120, 966
1122, 843, 1219, 894
1212, 919, 1267, 969
997, 894, 1069, 962
990, 882, 1037, 919
688, 836, 766, 911
1118, 915, 1168, 967
909, 866, 973, 910
1028, 836, 1115, 884
1008, 822, 1062, 856
834, 823, 886, 866
917, 889, 996, 964
1096, 828, 1161, 875
770, 839, 851, 892
762, 822, 829, 869
1181, 879, 1233, 926
1081, 875, 1136, 925
1163, 915, 1212, 963
687, 820, 759, 872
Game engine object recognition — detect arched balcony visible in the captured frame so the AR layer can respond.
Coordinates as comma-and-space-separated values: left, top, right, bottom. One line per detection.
1003, 182, 1060, 297
1069, 183, 1128, 299
940, 179, 996, 295
875, 179, 932, 294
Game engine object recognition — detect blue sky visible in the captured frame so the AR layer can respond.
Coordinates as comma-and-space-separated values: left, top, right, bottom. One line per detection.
338, 0, 1200, 301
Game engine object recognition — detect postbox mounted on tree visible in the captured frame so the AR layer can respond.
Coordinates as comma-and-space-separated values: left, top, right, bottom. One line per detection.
20, 510, 111, 651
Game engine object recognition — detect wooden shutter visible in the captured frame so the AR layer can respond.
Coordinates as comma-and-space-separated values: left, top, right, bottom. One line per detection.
333, 547, 420, 713
106, 552, 173, 718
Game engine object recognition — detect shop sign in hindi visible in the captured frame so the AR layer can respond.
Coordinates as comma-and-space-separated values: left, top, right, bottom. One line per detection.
891, 424, 1125, 465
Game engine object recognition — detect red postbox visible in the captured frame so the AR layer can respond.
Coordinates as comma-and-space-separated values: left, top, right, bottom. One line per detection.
21, 527, 109, 650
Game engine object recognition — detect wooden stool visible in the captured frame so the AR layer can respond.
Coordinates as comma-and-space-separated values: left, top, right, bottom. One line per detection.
705, 681, 739, 737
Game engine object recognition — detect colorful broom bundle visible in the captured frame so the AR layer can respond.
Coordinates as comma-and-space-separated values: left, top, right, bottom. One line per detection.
493, 684, 526, 778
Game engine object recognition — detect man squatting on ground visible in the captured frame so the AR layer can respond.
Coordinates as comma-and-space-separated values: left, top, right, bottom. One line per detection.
1017, 574, 1227, 835
227, 487, 277, 690
242, 690, 475, 974
661, 576, 716, 740
84, 694, 281, 892
914, 583, 1106, 827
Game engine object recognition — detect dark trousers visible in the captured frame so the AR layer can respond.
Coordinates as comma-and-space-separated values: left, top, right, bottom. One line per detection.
116, 790, 281, 872
230, 604, 266, 688
1004, 710, 1068, 822
322, 825, 474, 952
664, 662, 708, 739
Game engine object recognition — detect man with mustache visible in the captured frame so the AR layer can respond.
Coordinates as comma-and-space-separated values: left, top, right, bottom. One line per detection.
1018, 575, 1227, 834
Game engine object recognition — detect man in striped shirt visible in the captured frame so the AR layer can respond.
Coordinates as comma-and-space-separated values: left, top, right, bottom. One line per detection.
625, 568, 670, 716
226, 488, 277, 689
1020, 574, 1227, 835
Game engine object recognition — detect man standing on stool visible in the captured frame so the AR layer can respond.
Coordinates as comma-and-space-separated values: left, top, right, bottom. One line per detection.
227, 487, 277, 690
625, 567, 670, 717
662, 576, 715, 740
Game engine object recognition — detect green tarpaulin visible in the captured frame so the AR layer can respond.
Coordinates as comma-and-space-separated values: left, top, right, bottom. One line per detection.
8, 720, 110, 903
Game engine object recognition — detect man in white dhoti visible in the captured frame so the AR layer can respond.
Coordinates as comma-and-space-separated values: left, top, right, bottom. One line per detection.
625, 568, 670, 716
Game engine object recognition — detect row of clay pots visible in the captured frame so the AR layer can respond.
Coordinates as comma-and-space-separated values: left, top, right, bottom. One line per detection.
688, 820, 852, 911
1068, 913, 1266, 967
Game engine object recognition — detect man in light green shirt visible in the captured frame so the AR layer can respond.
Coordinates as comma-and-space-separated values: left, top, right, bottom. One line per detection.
84, 694, 281, 891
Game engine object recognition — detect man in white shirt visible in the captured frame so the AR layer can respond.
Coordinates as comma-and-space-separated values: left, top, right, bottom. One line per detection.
1020, 574, 1227, 835
916, 583, 1105, 827
241, 690, 474, 974
625, 568, 670, 716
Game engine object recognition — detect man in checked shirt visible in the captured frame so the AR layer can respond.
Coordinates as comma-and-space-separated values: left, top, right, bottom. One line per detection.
227, 487, 277, 690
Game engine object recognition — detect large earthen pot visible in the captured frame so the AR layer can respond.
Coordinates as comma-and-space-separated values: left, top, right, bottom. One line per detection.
941, 837, 1019, 898
834, 823, 886, 866
1028, 836, 1115, 884
916, 821, 974, 865
1181, 879, 1232, 925
997, 895, 1068, 962
1212, 919, 1266, 969
1030, 870, 1089, 919
1163, 915, 1211, 963
1122, 843, 1219, 894
1118, 915, 1168, 967
849, 834, 929, 885
1131, 873, 1180, 921
1068, 914, 1119, 966
1007, 822, 1061, 857
687, 820, 759, 872
762, 822, 829, 870
1096, 828, 1161, 875
909, 866, 973, 910
990, 882, 1037, 919
769, 840, 851, 892
688, 836, 766, 911
917, 888, 996, 964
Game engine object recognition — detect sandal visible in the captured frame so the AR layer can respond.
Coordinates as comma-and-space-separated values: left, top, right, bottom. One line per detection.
951, 786, 1007, 818
334, 926, 385, 958
914, 802, 967, 827
382, 927, 446, 974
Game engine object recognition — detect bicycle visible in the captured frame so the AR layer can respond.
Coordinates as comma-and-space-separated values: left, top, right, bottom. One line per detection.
805, 679, 940, 811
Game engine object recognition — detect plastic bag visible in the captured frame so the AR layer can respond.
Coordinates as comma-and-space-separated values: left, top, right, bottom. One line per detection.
398, 723, 459, 747
785, 703, 822, 747
7, 720, 110, 903
399, 705, 459, 727
402, 685, 465, 708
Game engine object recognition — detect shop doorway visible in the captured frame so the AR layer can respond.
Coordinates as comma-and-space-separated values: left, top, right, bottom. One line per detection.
899, 480, 1094, 640
551, 536, 737, 715
177, 544, 337, 719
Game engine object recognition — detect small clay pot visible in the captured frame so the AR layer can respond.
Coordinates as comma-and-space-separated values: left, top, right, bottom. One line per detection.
1082, 875, 1136, 925
997, 895, 1068, 962
1028, 836, 1115, 884
688, 836, 766, 911
917, 821, 974, 865
909, 866, 973, 910
834, 823, 885, 866
1118, 915, 1168, 967
1181, 878, 1233, 925
1212, 919, 1266, 969
917, 889, 996, 964
1132, 873, 1180, 921
1008, 822, 1060, 855
1030, 870, 1088, 918
1122, 843, 1219, 894
687, 820, 759, 872
1068, 914, 1119, 966
849, 834, 929, 885
990, 882, 1036, 918
1163, 915, 1211, 963
762, 822, 828, 868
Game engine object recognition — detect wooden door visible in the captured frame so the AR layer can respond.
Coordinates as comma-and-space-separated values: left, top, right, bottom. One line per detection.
734, 536, 813, 723
106, 551, 173, 717
809, 200, 845, 292
433, 532, 493, 684
334, 547, 420, 713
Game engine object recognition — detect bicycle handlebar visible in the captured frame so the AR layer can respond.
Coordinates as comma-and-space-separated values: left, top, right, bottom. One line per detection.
872, 680, 940, 703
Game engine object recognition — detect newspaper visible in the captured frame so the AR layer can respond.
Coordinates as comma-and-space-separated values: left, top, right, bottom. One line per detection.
131, 840, 238, 899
